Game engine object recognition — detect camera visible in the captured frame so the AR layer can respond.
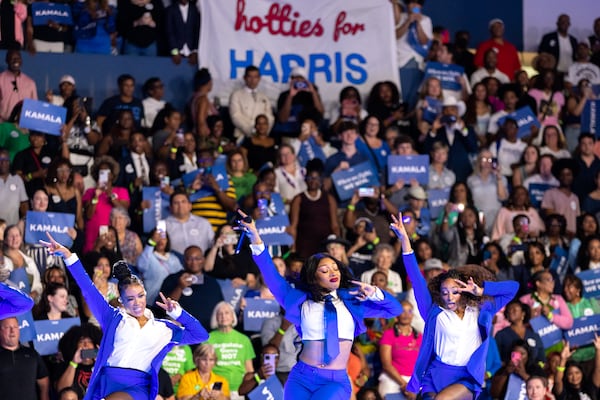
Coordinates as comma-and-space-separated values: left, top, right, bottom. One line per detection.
294, 80, 308, 90
440, 115, 457, 125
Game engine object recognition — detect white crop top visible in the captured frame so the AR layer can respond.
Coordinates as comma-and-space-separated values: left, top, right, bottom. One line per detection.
434, 306, 482, 366
301, 291, 355, 341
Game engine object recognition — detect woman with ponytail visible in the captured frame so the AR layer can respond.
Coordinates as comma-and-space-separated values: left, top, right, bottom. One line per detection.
40, 233, 208, 400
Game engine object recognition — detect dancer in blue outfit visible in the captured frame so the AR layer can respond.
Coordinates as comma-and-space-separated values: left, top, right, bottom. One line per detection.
238, 210, 402, 400
0, 280, 34, 318
41, 233, 208, 400
390, 213, 519, 400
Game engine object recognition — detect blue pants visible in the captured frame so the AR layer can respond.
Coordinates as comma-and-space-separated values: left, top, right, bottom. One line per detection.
97, 366, 151, 400
122, 41, 157, 56
284, 360, 351, 400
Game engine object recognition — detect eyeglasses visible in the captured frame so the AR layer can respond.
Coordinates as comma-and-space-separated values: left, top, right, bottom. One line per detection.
481, 157, 493, 163
185, 256, 204, 262
11, 80, 18, 93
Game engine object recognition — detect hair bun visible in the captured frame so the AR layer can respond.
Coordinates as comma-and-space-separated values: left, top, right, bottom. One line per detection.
112, 261, 132, 282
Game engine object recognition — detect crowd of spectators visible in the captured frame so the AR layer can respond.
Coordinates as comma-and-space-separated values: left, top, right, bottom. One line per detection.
1, 1, 600, 400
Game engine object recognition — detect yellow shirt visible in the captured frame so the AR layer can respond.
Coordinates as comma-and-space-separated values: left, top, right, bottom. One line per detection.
177, 369, 231, 399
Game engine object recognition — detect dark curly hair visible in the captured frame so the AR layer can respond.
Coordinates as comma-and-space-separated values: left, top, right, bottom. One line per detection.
428, 264, 495, 309
299, 253, 354, 302
58, 323, 102, 364
503, 299, 532, 324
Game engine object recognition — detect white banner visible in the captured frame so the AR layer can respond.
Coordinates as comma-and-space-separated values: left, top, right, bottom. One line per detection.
199, 0, 398, 112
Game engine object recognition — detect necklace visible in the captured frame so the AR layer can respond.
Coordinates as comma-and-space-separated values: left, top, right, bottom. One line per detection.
304, 189, 321, 201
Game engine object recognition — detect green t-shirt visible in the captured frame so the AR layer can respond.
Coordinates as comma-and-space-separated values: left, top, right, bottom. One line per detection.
162, 345, 195, 394
0, 123, 29, 161
231, 172, 257, 201
207, 329, 256, 391
567, 297, 600, 362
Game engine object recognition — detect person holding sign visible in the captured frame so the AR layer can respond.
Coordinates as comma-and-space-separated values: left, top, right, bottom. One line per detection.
237, 210, 402, 399
520, 270, 574, 331
40, 233, 208, 400
391, 211, 519, 400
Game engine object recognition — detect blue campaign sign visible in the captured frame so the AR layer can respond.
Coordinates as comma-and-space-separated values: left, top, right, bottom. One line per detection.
529, 316, 563, 349
549, 246, 569, 282
31, 2, 73, 26
9, 269, 36, 342
217, 279, 247, 313
421, 96, 442, 124
269, 193, 287, 216
180, 165, 230, 202
428, 187, 451, 219
243, 298, 281, 332
497, 106, 541, 139
331, 162, 379, 201
564, 314, 600, 348
142, 187, 170, 233
577, 269, 600, 299
297, 136, 327, 167
387, 155, 430, 185
423, 62, 464, 91
529, 183, 555, 209
33, 318, 80, 356
19, 98, 67, 136
504, 374, 527, 400
581, 100, 600, 137
248, 375, 285, 400
255, 214, 294, 246
24, 211, 75, 248
385, 394, 407, 400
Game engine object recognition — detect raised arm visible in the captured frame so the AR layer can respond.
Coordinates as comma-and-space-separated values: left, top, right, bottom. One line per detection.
0, 282, 34, 319
156, 292, 208, 345
390, 213, 432, 317
40, 233, 115, 327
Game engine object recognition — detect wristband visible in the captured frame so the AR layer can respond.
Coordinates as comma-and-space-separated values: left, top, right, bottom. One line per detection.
547, 312, 553, 320
254, 373, 261, 383
26, 173, 33, 181
170, 147, 178, 153
91, 197, 98, 205
556, 366, 565, 372
69, 361, 78, 369
373, 237, 380, 245
171, 48, 179, 56
277, 328, 285, 335
347, 204, 356, 211
148, 239, 157, 247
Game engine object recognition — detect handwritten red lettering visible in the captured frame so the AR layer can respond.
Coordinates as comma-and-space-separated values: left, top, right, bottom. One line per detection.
235, 0, 324, 38
333, 12, 365, 42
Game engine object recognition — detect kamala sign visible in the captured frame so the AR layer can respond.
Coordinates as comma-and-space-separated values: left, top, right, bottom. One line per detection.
199, 0, 398, 109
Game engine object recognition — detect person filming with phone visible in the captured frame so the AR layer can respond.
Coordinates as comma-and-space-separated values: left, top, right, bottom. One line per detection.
238, 344, 280, 396
177, 343, 230, 400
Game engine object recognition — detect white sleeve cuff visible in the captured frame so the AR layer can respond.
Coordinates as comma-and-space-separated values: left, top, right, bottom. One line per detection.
167, 303, 183, 319
65, 253, 79, 266
250, 243, 266, 255
367, 287, 385, 301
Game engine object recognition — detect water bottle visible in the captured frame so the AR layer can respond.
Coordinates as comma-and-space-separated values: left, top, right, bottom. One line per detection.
257, 198, 269, 219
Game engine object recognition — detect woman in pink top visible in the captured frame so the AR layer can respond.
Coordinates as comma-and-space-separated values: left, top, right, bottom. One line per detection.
491, 185, 545, 240
379, 300, 422, 398
528, 69, 565, 129
519, 270, 573, 330
82, 156, 130, 252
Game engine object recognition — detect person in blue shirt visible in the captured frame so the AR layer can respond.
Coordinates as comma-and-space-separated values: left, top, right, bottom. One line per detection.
390, 212, 518, 400
237, 209, 402, 400
40, 233, 208, 400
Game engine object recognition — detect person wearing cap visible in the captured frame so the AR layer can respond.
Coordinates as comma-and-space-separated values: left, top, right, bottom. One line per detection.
46, 75, 76, 106
390, 0, 433, 109
474, 18, 521, 80
323, 234, 351, 266
541, 158, 580, 236
229, 65, 274, 142
0, 50, 37, 122
274, 66, 324, 138
400, 185, 431, 237
423, 95, 478, 183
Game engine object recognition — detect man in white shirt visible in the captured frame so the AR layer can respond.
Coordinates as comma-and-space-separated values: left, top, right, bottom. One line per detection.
141, 77, 166, 129
566, 42, 600, 86
229, 65, 274, 142
391, 0, 433, 109
470, 48, 510, 87
165, 192, 214, 255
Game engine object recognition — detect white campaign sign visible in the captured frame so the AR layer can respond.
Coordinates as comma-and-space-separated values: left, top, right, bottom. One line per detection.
199, 0, 399, 111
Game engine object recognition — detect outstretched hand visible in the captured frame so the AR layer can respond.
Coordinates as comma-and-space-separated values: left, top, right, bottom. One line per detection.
390, 212, 412, 253
349, 280, 377, 301
235, 209, 262, 245
39, 232, 72, 259
455, 277, 482, 297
